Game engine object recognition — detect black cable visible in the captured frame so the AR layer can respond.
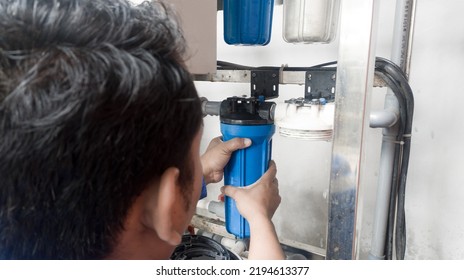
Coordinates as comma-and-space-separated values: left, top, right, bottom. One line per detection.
374, 71, 407, 132
217, 60, 337, 71
217, 60, 254, 70
305, 60, 338, 68
384, 60, 414, 252
385, 143, 401, 260
373, 69, 407, 260
374, 67, 407, 258
375, 57, 414, 260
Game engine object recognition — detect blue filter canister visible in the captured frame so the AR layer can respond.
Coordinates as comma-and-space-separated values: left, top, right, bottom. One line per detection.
219, 97, 275, 238
223, 0, 275, 45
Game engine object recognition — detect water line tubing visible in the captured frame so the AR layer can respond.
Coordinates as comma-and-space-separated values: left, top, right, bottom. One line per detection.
375, 58, 414, 261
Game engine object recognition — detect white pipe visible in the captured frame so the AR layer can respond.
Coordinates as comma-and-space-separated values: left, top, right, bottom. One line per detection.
369, 93, 399, 260
208, 200, 225, 218
220, 237, 247, 255
196, 229, 247, 257
369, 109, 399, 128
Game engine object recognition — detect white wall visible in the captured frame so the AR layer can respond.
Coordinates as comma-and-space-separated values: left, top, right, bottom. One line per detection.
196, 0, 464, 259
400, 0, 464, 259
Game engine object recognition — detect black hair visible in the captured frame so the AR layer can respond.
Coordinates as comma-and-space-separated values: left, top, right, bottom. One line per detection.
0, 0, 202, 259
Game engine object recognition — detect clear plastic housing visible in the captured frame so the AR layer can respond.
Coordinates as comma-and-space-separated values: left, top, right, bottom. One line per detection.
283, 0, 340, 44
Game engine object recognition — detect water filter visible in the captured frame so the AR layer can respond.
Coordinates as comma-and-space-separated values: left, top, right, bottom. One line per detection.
223, 0, 275, 45
220, 97, 275, 238
283, 0, 340, 43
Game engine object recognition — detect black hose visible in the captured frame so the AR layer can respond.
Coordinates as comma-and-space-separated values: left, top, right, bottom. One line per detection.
385, 143, 401, 260
375, 57, 414, 260
217, 60, 337, 71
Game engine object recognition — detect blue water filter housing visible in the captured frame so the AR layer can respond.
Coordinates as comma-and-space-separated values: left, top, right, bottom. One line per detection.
219, 97, 275, 239
221, 124, 274, 239
223, 0, 275, 45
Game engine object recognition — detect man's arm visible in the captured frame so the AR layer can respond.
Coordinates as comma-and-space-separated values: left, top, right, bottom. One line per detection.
201, 137, 284, 259
221, 161, 285, 260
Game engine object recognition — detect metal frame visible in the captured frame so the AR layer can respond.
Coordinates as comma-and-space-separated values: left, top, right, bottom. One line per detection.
195, 70, 386, 87
326, 0, 379, 259
195, 0, 381, 260
194, 70, 305, 85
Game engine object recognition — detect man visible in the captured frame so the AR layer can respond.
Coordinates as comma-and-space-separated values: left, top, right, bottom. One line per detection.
0, 0, 283, 259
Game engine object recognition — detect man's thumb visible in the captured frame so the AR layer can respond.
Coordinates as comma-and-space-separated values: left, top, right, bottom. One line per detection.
221, 185, 237, 198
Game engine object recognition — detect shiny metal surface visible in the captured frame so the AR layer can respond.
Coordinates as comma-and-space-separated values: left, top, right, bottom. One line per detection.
194, 70, 251, 83
194, 70, 306, 85
195, 69, 386, 87
393, 0, 417, 77
326, 0, 379, 259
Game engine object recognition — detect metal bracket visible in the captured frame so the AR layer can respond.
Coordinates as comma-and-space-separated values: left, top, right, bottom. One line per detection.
251, 70, 279, 99
305, 68, 337, 101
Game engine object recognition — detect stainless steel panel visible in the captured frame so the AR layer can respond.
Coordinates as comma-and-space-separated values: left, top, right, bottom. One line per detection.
195, 70, 386, 87
326, 0, 379, 259
194, 70, 251, 83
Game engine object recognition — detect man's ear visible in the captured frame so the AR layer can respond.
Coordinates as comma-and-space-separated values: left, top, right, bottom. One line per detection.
141, 167, 183, 246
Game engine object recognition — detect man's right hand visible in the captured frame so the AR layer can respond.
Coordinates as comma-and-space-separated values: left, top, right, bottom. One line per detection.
220, 160, 280, 223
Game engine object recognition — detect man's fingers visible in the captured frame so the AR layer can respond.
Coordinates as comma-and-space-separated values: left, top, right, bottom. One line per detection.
260, 160, 277, 181
221, 138, 252, 155
206, 136, 223, 150
221, 185, 239, 199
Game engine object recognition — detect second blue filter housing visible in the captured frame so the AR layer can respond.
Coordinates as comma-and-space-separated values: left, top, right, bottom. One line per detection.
219, 97, 275, 238
223, 0, 274, 45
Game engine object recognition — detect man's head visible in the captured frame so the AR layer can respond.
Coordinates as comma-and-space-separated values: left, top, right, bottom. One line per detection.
0, 0, 203, 259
